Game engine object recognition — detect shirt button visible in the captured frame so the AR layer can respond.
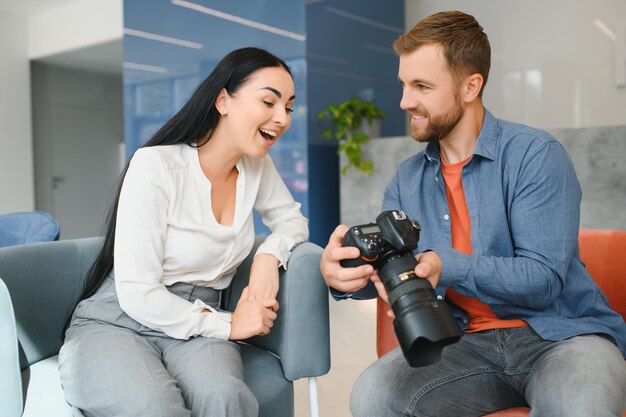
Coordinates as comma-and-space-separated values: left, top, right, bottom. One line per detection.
443, 214, 450, 221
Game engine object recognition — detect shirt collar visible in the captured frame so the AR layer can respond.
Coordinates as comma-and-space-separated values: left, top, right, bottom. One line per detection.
473, 108, 497, 161
423, 107, 498, 162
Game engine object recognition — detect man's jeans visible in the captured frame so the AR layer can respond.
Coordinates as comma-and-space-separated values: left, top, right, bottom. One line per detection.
351, 327, 626, 417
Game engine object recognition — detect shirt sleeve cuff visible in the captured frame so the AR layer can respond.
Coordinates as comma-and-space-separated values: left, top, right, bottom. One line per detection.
329, 287, 352, 300
256, 235, 294, 268
430, 248, 466, 287
329, 281, 379, 300
192, 299, 232, 340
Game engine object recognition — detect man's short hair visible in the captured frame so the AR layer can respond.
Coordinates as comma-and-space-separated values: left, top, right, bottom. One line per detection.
393, 11, 491, 97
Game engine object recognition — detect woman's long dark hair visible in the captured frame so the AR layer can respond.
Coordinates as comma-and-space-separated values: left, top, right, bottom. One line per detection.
66, 48, 291, 330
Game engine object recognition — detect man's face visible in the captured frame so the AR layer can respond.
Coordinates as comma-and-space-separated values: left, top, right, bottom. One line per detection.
398, 44, 464, 143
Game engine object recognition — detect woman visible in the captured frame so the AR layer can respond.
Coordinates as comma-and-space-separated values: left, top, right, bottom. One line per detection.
59, 47, 308, 417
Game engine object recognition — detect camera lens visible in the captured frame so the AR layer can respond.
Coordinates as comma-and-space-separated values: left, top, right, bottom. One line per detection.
379, 253, 462, 367
341, 210, 462, 367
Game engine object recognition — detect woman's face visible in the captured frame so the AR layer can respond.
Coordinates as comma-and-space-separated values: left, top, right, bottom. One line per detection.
218, 66, 295, 158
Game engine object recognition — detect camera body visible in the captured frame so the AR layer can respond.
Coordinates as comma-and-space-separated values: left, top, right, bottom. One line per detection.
341, 210, 461, 367
341, 210, 419, 269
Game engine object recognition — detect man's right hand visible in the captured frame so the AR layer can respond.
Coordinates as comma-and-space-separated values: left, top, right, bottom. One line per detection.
320, 225, 376, 293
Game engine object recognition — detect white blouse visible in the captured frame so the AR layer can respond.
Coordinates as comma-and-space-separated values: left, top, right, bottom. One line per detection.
113, 144, 308, 340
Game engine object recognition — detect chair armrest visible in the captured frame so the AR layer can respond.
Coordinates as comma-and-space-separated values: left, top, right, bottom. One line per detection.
0, 279, 23, 417
225, 241, 331, 381
0, 237, 102, 369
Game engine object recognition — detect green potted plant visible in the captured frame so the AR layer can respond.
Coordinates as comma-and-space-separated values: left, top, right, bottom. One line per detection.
316, 97, 387, 176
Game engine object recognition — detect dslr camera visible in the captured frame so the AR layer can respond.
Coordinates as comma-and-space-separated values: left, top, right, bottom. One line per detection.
341, 210, 461, 367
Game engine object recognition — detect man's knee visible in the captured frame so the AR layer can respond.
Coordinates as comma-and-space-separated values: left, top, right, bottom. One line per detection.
528, 335, 626, 417
350, 360, 398, 417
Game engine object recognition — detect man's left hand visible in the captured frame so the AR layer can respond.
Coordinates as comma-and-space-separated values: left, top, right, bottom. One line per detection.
414, 251, 442, 289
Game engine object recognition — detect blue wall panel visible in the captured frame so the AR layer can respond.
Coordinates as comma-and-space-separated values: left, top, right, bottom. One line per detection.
123, 0, 404, 244
123, 0, 308, 235
306, 0, 405, 245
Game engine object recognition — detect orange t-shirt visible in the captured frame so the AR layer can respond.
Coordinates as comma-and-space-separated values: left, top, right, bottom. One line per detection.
441, 156, 526, 332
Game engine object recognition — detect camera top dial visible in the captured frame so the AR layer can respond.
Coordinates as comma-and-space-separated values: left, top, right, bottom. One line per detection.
340, 223, 384, 268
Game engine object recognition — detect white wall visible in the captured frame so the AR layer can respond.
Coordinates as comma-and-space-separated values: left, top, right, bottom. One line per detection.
406, 0, 626, 130
0, 11, 35, 213
0, 0, 122, 215
28, 0, 123, 60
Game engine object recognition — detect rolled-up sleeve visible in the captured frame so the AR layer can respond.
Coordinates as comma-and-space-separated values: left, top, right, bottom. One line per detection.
253, 156, 309, 267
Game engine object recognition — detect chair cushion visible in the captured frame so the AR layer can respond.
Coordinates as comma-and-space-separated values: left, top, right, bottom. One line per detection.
240, 343, 293, 417
22, 356, 77, 417
485, 408, 626, 417
578, 229, 626, 319
22, 344, 292, 417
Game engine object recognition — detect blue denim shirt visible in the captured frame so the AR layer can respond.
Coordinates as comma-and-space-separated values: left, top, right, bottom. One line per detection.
347, 109, 626, 356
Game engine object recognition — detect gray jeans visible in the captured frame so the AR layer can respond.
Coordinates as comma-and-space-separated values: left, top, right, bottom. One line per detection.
58, 277, 258, 417
351, 327, 626, 417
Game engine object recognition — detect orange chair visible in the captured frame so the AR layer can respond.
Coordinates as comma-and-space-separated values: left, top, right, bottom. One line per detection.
376, 229, 626, 417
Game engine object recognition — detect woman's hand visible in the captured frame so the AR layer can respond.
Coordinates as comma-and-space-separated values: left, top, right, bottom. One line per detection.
229, 287, 278, 340
247, 253, 280, 309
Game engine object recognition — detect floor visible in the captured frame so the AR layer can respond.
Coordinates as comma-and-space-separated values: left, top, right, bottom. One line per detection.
293, 297, 378, 417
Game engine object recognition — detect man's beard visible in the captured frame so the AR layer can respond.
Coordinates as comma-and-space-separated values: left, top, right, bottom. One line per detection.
409, 97, 464, 143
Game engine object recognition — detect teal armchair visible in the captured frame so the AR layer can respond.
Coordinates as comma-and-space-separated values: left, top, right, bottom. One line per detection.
0, 237, 330, 417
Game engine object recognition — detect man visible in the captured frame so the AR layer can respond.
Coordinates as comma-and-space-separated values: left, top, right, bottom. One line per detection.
320, 11, 626, 417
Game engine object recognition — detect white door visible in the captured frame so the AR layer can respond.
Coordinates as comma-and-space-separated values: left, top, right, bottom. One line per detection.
48, 105, 120, 239
32, 64, 123, 240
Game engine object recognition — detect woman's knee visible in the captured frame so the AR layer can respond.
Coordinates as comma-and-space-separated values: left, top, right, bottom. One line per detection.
121, 392, 190, 417
63, 378, 190, 417
213, 375, 258, 408
186, 375, 258, 416
60, 325, 190, 417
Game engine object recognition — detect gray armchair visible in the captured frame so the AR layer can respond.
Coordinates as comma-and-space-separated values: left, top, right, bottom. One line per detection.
0, 237, 330, 417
